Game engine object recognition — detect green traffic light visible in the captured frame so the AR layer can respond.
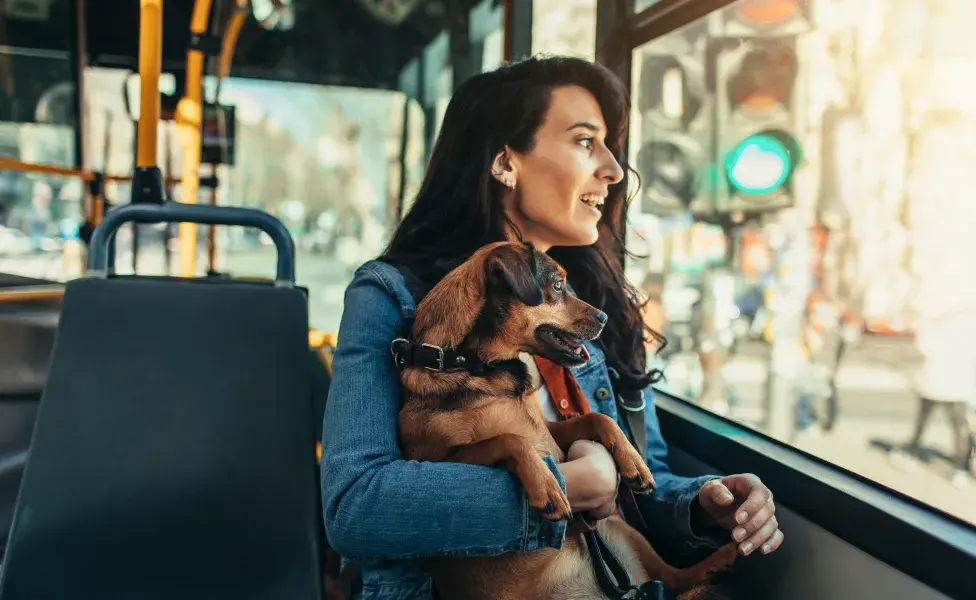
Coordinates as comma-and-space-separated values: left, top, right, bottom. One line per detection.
724, 131, 799, 195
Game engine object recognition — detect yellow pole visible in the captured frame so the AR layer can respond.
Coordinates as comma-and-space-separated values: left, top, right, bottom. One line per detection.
0, 156, 179, 184
219, 1, 249, 79
176, 0, 213, 277
138, 0, 163, 168
204, 0, 248, 274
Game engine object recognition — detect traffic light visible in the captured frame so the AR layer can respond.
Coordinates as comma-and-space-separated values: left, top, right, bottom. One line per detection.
634, 19, 713, 217
721, 0, 809, 37
712, 0, 808, 215
724, 128, 801, 196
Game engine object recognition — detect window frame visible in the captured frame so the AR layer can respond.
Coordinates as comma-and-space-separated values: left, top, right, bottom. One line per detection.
69, 0, 88, 170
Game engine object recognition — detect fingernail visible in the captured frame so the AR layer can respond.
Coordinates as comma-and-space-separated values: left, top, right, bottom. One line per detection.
761, 544, 771, 554
736, 511, 749, 524
720, 492, 734, 503
741, 542, 754, 555
733, 528, 746, 541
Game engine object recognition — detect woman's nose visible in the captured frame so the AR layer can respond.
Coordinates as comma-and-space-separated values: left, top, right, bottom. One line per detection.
599, 151, 624, 185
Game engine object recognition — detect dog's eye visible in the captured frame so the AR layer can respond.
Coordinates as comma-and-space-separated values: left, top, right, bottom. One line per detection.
553, 280, 564, 294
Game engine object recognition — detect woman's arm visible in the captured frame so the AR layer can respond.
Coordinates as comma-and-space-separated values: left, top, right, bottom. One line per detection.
631, 388, 729, 559
321, 264, 570, 560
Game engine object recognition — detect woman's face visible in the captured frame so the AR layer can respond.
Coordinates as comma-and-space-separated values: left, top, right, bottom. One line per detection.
495, 86, 625, 251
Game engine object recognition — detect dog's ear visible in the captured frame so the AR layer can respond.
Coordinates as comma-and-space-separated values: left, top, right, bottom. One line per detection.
487, 243, 544, 307
412, 242, 541, 348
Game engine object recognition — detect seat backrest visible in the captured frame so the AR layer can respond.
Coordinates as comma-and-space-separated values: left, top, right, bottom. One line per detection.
0, 276, 323, 600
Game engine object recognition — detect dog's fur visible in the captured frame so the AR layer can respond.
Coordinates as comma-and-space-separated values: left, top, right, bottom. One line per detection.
397, 242, 738, 600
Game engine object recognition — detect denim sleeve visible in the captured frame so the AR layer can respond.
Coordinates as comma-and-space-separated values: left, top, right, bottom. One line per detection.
321, 266, 567, 560
634, 387, 728, 558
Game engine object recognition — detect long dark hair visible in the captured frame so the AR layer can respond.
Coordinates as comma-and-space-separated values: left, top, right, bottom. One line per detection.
381, 55, 662, 392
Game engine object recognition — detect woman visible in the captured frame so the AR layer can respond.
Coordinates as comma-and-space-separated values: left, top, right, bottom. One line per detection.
321, 56, 783, 600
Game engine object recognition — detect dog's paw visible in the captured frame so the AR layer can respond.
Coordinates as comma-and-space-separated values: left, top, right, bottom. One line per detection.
527, 471, 573, 521
685, 542, 739, 585
614, 445, 656, 494
584, 413, 656, 494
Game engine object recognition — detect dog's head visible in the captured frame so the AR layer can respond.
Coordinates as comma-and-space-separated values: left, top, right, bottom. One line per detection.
413, 241, 607, 368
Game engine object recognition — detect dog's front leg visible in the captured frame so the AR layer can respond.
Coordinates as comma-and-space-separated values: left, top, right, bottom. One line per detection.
443, 434, 572, 520
547, 414, 655, 493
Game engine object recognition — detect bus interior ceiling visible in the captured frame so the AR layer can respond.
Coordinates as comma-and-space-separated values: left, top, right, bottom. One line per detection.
82, 0, 475, 90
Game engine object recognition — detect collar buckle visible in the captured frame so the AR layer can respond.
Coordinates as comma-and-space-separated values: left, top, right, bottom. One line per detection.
420, 343, 445, 371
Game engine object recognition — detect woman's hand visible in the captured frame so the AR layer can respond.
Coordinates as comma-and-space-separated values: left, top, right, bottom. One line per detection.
557, 440, 619, 519
695, 474, 784, 556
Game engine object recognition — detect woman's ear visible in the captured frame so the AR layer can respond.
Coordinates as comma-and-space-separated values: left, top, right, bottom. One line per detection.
491, 147, 520, 189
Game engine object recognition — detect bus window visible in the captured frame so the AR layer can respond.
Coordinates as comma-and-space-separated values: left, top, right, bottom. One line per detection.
635, 0, 664, 12
628, 0, 976, 527
0, 1, 81, 283
73, 1, 506, 335
533, 0, 597, 60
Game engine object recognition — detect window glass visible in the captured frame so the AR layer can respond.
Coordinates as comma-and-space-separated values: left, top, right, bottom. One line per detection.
629, 0, 976, 526
635, 0, 664, 13
532, 0, 597, 60
470, 0, 505, 73
0, 0, 83, 281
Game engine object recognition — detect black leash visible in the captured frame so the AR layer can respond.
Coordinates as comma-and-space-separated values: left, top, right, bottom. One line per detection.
583, 368, 659, 599
583, 529, 657, 599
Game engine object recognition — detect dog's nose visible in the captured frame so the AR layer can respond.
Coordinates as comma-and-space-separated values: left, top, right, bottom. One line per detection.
595, 310, 608, 325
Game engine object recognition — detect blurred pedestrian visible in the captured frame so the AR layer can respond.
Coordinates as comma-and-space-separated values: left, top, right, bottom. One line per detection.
902, 308, 976, 487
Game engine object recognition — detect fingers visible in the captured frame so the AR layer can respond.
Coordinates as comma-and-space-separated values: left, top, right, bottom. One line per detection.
733, 496, 778, 555
742, 516, 779, 556
732, 495, 774, 539
725, 474, 771, 525
700, 479, 735, 507
761, 528, 785, 555
721, 472, 762, 496
720, 474, 783, 556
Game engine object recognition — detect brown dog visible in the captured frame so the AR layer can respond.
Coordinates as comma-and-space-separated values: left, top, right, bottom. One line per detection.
395, 242, 737, 600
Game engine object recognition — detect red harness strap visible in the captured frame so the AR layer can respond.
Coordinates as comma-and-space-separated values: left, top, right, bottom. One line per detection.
533, 355, 591, 419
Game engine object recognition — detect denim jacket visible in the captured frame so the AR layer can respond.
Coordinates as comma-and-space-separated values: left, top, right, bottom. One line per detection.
321, 260, 725, 600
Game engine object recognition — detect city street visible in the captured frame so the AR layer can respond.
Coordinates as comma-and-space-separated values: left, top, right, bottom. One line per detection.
660, 336, 976, 526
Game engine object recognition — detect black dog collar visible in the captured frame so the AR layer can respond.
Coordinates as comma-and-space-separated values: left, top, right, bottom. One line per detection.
390, 338, 522, 377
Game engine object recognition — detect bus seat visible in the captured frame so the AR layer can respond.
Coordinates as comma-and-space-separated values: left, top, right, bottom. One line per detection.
0, 203, 323, 600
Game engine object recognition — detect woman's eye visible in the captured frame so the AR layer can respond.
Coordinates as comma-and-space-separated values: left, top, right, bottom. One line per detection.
577, 137, 594, 150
